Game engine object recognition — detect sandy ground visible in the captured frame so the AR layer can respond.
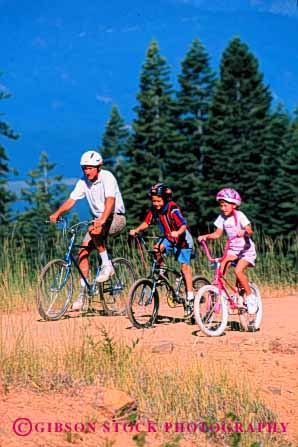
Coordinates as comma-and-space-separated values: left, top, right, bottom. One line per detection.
1, 292, 298, 446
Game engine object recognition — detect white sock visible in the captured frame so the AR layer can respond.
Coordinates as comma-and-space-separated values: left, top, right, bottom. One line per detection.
80, 278, 87, 288
100, 250, 109, 265
187, 291, 194, 301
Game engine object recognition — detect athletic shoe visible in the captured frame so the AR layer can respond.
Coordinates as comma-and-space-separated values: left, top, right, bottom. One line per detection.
184, 299, 194, 319
96, 262, 115, 283
72, 293, 84, 311
245, 294, 258, 314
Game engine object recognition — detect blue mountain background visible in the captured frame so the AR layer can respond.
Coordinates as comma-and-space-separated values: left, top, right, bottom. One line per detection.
1, 0, 297, 190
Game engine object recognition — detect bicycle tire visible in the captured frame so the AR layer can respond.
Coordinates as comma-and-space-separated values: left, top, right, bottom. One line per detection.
37, 259, 73, 321
239, 282, 263, 331
127, 278, 159, 329
192, 275, 210, 291
100, 257, 135, 316
193, 285, 228, 336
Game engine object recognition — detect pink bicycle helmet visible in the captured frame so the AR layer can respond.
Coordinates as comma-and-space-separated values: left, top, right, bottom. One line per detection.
216, 188, 241, 206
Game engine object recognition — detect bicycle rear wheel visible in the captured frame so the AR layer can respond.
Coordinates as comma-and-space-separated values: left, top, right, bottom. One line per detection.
37, 259, 73, 321
127, 278, 159, 329
193, 285, 228, 336
100, 257, 135, 316
193, 275, 210, 291
239, 282, 263, 331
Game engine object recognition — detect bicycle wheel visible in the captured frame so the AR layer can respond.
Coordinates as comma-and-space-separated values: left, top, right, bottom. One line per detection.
193, 285, 228, 336
192, 275, 210, 291
127, 278, 159, 329
100, 257, 135, 316
37, 259, 73, 321
239, 282, 263, 331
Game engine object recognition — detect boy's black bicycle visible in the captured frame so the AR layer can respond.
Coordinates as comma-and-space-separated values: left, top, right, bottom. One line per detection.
127, 234, 209, 329
36, 219, 135, 321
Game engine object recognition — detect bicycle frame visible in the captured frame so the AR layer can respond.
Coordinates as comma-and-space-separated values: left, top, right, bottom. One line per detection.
200, 237, 240, 310
129, 234, 184, 307
58, 219, 100, 296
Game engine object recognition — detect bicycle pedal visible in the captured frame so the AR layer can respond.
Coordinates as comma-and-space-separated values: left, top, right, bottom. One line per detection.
238, 306, 248, 315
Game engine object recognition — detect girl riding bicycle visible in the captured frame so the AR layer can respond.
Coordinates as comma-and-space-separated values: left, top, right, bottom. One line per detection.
198, 188, 258, 315
129, 183, 194, 318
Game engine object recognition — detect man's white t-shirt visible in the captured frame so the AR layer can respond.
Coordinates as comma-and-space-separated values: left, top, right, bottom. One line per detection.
70, 170, 125, 217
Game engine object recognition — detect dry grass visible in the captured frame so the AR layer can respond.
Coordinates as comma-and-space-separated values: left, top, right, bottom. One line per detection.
0, 314, 291, 447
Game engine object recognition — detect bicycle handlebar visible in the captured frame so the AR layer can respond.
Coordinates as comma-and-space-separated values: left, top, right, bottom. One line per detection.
46, 218, 95, 234
200, 236, 238, 263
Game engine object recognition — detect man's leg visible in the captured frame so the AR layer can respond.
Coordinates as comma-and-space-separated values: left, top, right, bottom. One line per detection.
72, 235, 93, 310
91, 233, 115, 283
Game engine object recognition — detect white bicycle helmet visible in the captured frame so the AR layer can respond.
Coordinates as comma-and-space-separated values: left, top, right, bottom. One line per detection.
80, 150, 103, 166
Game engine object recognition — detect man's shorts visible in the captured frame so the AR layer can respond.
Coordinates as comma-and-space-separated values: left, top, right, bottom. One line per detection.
83, 213, 126, 247
159, 238, 192, 265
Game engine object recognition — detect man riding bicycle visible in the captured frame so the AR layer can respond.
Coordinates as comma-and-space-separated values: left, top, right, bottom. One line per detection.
49, 150, 126, 310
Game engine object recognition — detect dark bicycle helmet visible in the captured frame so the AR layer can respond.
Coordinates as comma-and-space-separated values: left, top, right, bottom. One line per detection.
149, 183, 172, 201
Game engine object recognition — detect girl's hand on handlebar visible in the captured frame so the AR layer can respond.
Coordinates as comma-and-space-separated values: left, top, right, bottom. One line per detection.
198, 235, 208, 242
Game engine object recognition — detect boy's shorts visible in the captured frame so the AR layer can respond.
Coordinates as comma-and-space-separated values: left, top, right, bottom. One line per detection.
159, 238, 192, 265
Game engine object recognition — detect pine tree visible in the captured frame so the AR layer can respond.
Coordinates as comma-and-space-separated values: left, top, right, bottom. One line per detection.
15, 151, 68, 262
272, 109, 298, 235
201, 37, 273, 230
100, 104, 129, 175
166, 39, 216, 228
121, 39, 177, 226
256, 104, 290, 235
0, 75, 18, 234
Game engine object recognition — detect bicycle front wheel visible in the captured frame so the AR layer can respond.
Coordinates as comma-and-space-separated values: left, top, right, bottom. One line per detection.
127, 279, 159, 329
37, 259, 73, 321
239, 282, 263, 332
193, 285, 228, 336
100, 257, 135, 316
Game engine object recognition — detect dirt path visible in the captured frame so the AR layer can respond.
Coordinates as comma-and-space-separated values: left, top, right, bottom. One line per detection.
1, 293, 298, 446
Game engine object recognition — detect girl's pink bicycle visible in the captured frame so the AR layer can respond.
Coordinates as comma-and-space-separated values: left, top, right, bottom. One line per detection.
194, 237, 263, 336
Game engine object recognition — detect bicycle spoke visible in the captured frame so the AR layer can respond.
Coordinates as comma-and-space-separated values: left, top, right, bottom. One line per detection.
127, 279, 159, 329
37, 259, 73, 321
101, 257, 135, 316
194, 285, 228, 336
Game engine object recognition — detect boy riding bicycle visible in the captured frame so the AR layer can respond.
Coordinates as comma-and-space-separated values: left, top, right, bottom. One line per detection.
198, 188, 258, 315
129, 183, 194, 318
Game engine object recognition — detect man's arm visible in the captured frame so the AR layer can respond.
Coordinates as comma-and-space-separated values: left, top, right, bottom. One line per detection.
49, 198, 76, 222
95, 196, 115, 226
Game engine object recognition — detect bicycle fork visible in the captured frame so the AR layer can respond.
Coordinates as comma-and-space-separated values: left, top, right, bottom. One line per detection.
138, 283, 156, 306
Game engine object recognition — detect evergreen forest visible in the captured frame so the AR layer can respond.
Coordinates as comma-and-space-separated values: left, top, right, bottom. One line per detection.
1, 37, 297, 260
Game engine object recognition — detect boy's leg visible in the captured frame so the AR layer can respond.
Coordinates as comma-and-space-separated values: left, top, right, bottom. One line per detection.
181, 263, 193, 293
153, 242, 166, 265
177, 249, 194, 318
